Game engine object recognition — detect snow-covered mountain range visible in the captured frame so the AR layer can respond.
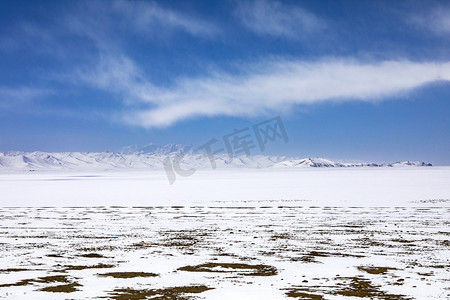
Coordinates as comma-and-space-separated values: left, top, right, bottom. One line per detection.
271, 157, 432, 168
0, 144, 432, 171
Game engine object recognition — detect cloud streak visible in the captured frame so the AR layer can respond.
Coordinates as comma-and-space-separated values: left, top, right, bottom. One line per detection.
112, 0, 219, 38
408, 5, 450, 35
64, 0, 219, 46
234, 0, 326, 39
74, 54, 158, 104
77, 55, 450, 127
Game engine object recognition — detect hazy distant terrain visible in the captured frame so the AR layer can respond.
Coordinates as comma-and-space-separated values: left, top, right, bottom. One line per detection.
0, 146, 432, 172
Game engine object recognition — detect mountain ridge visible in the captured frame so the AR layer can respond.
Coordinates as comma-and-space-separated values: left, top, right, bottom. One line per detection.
0, 146, 432, 171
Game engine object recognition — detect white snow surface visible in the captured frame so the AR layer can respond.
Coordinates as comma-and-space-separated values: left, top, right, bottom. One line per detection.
0, 167, 449, 207
0, 167, 449, 299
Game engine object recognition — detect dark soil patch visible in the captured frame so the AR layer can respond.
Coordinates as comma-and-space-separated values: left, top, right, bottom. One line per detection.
46, 254, 64, 258
178, 262, 277, 276
294, 251, 364, 263
0, 275, 72, 289
417, 271, 433, 276
63, 263, 115, 271
98, 272, 158, 278
37, 275, 71, 283
332, 277, 411, 299
284, 276, 411, 299
285, 289, 324, 299
78, 253, 105, 258
428, 264, 448, 269
39, 282, 82, 293
357, 266, 397, 275
0, 268, 34, 273
105, 285, 213, 300
0, 279, 35, 288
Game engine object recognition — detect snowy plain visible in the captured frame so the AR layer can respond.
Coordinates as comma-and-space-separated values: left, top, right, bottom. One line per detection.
0, 167, 449, 299
0, 167, 449, 207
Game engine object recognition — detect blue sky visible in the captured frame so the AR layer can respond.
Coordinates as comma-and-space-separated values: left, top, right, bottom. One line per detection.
0, 0, 449, 164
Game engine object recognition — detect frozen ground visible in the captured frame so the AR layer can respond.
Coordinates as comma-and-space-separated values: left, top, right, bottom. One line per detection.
0, 167, 449, 207
0, 168, 449, 299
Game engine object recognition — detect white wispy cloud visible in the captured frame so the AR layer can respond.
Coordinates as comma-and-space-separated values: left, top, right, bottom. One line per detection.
1, 0, 218, 56
408, 6, 450, 35
76, 55, 450, 127
112, 0, 219, 38
234, 0, 325, 38
74, 54, 158, 104
64, 0, 219, 45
